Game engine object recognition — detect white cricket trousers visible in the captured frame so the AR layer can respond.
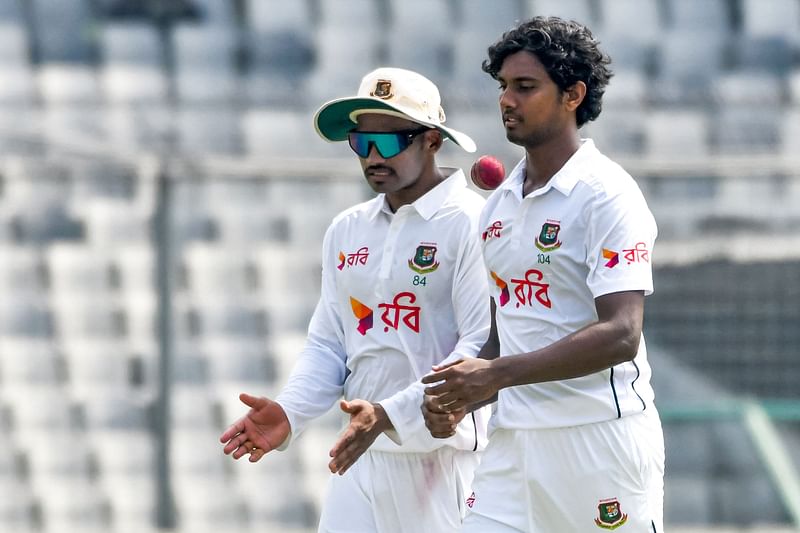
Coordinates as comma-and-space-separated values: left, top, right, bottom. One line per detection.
318, 446, 481, 533
462, 408, 665, 532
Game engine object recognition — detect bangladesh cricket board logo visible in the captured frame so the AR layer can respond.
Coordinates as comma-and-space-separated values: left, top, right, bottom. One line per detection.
535, 220, 562, 252
371, 79, 393, 99
408, 243, 439, 274
594, 498, 628, 530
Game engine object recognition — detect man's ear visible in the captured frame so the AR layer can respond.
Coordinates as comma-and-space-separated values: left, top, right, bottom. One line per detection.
426, 129, 444, 153
563, 81, 587, 112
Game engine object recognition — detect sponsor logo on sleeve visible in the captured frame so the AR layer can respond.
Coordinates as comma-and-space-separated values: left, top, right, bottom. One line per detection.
603, 242, 650, 268
602, 248, 619, 268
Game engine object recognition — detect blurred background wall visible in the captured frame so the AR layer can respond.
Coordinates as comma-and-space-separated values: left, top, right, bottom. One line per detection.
0, 0, 799, 532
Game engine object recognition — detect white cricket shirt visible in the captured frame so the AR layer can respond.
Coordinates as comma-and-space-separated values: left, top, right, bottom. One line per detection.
276, 169, 491, 453
479, 139, 658, 430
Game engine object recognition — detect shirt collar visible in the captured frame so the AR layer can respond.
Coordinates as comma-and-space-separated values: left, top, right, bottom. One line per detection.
367, 167, 466, 221
498, 139, 598, 199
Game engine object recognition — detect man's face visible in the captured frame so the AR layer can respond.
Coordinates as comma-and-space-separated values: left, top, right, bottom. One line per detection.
496, 50, 572, 148
351, 113, 430, 195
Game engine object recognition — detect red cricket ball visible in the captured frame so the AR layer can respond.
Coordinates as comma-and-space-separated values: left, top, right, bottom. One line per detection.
470, 155, 506, 191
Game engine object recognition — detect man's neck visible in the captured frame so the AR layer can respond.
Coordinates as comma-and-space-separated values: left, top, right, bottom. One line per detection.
522, 131, 581, 196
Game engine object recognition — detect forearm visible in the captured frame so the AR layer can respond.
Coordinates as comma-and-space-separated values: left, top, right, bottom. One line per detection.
489, 318, 640, 392
468, 331, 500, 410
276, 334, 347, 438
371, 403, 393, 432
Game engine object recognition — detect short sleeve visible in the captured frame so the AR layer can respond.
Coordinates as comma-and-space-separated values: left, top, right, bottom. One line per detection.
584, 185, 657, 298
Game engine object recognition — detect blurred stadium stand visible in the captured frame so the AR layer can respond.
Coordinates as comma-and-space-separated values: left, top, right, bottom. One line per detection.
0, 0, 799, 532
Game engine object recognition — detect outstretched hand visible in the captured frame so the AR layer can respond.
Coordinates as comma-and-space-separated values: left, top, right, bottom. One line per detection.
421, 358, 497, 411
328, 399, 392, 475
219, 393, 291, 463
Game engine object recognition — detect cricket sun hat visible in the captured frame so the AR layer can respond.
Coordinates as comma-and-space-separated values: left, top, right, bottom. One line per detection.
313, 67, 476, 153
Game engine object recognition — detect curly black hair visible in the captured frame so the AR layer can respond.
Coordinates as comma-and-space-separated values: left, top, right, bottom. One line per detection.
482, 16, 613, 127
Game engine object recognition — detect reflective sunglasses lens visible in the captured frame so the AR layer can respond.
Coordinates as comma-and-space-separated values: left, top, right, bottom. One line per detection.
348, 132, 371, 157
348, 132, 408, 159
373, 134, 405, 158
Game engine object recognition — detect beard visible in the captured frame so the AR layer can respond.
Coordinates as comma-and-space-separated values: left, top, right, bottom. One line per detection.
505, 121, 560, 150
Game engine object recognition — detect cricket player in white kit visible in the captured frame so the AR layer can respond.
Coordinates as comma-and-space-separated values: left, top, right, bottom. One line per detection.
422, 17, 665, 532
220, 68, 491, 532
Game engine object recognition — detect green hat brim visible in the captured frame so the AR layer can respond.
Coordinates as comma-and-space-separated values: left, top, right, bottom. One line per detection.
313, 97, 476, 153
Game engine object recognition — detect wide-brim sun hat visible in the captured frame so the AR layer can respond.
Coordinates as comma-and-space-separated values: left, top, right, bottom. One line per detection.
313, 67, 476, 153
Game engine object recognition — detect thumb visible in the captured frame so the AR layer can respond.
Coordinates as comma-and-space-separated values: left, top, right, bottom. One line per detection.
339, 399, 364, 415
239, 392, 263, 409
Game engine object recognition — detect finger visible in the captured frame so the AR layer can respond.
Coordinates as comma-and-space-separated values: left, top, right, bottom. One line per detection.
442, 398, 468, 411
426, 414, 458, 438
339, 399, 358, 415
423, 380, 455, 396
232, 440, 255, 460
430, 412, 456, 426
219, 421, 245, 443
422, 394, 450, 414
329, 430, 353, 459
249, 447, 266, 462
421, 367, 454, 385
432, 390, 467, 411
429, 425, 456, 439
432, 428, 457, 439
222, 431, 248, 455
430, 358, 464, 373
330, 441, 364, 475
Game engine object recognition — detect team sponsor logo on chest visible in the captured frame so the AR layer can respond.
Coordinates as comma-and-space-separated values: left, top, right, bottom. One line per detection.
337, 246, 370, 270
490, 270, 551, 309
408, 242, 439, 274
594, 498, 628, 529
482, 220, 503, 241
535, 219, 562, 252
349, 292, 421, 335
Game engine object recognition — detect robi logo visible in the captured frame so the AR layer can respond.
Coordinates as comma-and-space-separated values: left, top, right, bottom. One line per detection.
466, 492, 476, 508
602, 248, 619, 268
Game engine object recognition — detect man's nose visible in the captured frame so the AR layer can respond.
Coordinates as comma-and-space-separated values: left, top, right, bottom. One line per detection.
364, 143, 386, 163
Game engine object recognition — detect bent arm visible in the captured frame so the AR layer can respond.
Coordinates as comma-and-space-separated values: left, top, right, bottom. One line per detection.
423, 291, 645, 410
489, 290, 644, 391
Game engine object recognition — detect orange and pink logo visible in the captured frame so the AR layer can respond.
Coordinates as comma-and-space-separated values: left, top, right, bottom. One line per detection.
349, 297, 373, 335
338, 247, 370, 270
490, 271, 510, 307
602, 248, 619, 268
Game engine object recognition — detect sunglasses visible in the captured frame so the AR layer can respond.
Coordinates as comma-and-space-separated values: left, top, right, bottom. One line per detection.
347, 127, 431, 159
